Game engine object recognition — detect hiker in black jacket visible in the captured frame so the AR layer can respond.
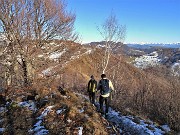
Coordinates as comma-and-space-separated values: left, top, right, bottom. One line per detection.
97, 74, 114, 116
87, 75, 97, 105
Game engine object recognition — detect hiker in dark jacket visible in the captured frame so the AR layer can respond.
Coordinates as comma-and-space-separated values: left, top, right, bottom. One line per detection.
87, 75, 97, 105
97, 74, 114, 115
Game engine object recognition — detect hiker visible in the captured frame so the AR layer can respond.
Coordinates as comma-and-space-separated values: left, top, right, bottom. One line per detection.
97, 74, 114, 116
87, 75, 97, 105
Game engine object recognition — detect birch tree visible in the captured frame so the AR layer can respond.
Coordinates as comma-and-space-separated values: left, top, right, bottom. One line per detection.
98, 13, 126, 74
0, 0, 77, 86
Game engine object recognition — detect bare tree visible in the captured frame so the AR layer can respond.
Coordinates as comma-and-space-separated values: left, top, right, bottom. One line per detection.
98, 12, 126, 73
0, 0, 78, 86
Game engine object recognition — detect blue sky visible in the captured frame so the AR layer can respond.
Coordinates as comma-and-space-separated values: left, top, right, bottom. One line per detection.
67, 0, 180, 44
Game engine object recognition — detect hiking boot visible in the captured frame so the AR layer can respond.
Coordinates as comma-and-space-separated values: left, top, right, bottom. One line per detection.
100, 110, 105, 115
105, 113, 109, 118
102, 114, 106, 118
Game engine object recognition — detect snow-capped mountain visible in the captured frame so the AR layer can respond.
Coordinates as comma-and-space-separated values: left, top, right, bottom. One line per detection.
84, 41, 180, 76
127, 43, 180, 49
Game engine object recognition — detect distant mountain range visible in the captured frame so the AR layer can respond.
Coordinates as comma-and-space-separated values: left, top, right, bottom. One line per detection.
84, 41, 180, 76
85, 41, 180, 49
127, 43, 180, 49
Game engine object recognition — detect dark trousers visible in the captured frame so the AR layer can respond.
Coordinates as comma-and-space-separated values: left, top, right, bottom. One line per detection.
89, 92, 95, 104
99, 95, 110, 114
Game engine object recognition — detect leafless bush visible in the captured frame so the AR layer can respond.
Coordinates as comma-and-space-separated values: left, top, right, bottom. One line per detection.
107, 63, 180, 131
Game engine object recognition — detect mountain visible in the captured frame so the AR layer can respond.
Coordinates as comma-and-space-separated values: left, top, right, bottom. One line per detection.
85, 41, 180, 76
0, 38, 180, 134
127, 43, 180, 49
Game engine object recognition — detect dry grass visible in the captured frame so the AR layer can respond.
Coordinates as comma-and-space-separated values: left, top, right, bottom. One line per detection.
1, 85, 112, 134
1, 40, 179, 132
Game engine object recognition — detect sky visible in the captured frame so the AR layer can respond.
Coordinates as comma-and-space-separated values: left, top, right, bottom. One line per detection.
66, 0, 180, 44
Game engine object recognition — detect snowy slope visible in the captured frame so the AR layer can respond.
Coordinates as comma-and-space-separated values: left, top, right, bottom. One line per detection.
41, 46, 93, 76
77, 93, 171, 135
171, 62, 180, 76
133, 51, 161, 69
106, 108, 170, 135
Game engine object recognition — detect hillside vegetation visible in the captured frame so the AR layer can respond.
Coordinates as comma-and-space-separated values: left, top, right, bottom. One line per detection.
1, 40, 180, 133
52, 42, 180, 132
1, 85, 116, 134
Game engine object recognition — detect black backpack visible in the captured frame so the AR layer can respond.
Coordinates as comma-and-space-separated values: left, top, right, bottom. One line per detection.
100, 79, 110, 95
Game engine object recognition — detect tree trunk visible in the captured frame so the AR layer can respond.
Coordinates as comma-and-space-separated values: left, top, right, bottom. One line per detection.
22, 58, 28, 87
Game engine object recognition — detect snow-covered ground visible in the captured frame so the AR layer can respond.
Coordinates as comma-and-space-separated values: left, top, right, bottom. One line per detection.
41, 67, 54, 76
49, 49, 66, 61
133, 51, 161, 69
171, 62, 180, 76
29, 105, 54, 135
0, 93, 172, 135
133, 51, 180, 76
0, 101, 53, 135
106, 108, 170, 135
40, 47, 93, 77
18, 101, 37, 112
70, 48, 93, 60
77, 93, 171, 135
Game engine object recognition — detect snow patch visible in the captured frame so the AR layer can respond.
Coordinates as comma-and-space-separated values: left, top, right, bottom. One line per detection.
79, 108, 84, 113
133, 51, 161, 69
70, 48, 93, 60
78, 127, 83, 135
18, 101, 37, 112
38, 54, 44, 58
161, 125, 171, 132
171, 62, 180, 76
49, 42, 62, 46
85, 49, 92, 54
41, 65, 57, 76
41, 68, 52, 76
97, 44, 105, 48
67, 119, 72, 123
49, 49, 66, 60
0, 107, 6, 113
37, 106, 54, 119
56, 108, 66, 115
0, 128, 5, 133
107, 107, 170, 135
29, 119, 48, 135
29, 106, 54, 135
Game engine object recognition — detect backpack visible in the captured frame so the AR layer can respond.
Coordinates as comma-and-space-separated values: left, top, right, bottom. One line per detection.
88, 79, 97, 92
100, 79, 110, 95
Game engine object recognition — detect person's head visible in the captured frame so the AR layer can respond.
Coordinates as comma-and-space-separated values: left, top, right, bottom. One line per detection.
101, 74, 106, 79
91, 75, 94, 79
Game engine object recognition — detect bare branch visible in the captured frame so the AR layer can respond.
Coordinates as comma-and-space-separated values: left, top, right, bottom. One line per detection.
98, 12, 126, 73
0, 0, 78, 86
